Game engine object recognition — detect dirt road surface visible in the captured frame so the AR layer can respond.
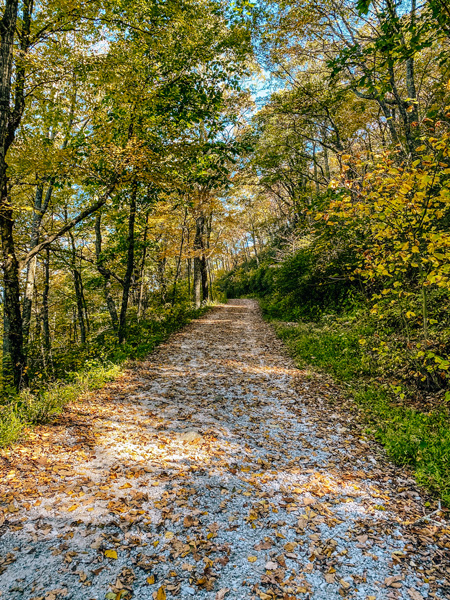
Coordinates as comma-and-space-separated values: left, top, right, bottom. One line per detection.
0, 300, 448, 600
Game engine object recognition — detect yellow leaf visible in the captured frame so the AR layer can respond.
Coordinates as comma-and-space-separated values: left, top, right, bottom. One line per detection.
284, 542, 296, 552
247, 556, 257, 562
104, 549, 118, 559
147, 575, 155, 584
156, 586, 166, 600
67, 505, 79, 512
164, 531, 174, 539
119, 483, 132, 489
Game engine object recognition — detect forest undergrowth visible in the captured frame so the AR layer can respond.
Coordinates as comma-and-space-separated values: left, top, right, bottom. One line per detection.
0, 303, 209, 449
218, 256, 450, 506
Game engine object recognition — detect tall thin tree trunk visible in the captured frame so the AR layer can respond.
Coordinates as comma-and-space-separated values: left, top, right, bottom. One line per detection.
201, 254, 208, 302
207, 261, 214, 301
193, 215, 204, 308
0, 207, 25, 389
0, 0, 31, 390
137, 211, 149, 320
68, 231, 87, 345
73, 269, 87, 345
171, 209, 187, 305
118, 183, 137, 343
313, 144, 320, 194
186, 226, 191, 302
322, 144, 330, 181
157, 256, 167, 303
80, 257, 90, 334
251, 227, 259, 264
42, 247, 51, 366
187, 258, 191, 302
23, 175, 55, 359
95, 214, 119, 331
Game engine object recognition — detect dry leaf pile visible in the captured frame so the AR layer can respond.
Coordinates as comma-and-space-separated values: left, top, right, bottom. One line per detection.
0, 300, 449, 600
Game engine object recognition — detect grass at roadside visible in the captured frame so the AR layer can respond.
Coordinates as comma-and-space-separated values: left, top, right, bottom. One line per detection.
269, 312, 450, 506
0, 304, 210, 449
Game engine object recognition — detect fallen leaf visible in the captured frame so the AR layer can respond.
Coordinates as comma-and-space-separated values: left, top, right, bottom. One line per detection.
408, 590, 424, 600
339, 579, 351, 590
183, 515, 197, 527
254, 540, 272, 550
147, 575, 156, 584
284, 542, 296, 552
265, 561, 278, 570
385, 575, 403, 587
325, 573, 335, 583
105, 549, 118, 559
356, 535, 368, 544
247, 555, 257, 563
156, 586, 166, 600
215, 589, 230, 600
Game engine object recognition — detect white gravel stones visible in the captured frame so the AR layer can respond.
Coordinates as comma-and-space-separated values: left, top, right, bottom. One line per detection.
0, 300, 445, 599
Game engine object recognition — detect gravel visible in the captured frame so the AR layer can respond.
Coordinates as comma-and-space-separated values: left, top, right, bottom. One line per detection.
0, 300, 446, 600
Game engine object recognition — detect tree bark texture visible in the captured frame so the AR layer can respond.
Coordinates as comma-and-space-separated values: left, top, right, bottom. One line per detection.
118, 184, 137, 343
95, 214, 119, 331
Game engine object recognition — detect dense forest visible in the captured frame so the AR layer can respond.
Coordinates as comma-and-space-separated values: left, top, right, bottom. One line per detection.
0, 0, 253, 419
1, 0, 450, 498
1, 2, 450, 599
219, 0, 450, 501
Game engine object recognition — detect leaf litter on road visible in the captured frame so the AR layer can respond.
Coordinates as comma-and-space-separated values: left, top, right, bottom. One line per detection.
0, 300, 449, 599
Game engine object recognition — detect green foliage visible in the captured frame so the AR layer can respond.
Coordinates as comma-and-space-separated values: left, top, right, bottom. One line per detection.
355, 388, 450, 505
217, 243, 359, 322
271, 315, 450, 505
274, 319, 373, 381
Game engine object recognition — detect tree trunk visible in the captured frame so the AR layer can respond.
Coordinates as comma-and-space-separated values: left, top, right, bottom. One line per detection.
118, 183, 137, 343
201, 254, 208, 302
157, 256, 167, 303
171, 209, 187, 304
42, 247, 51, 367
68, 231, 87, 345
0, 207, 25, 389
207, 261, 214, 301
95, 213, 119, 331
23, 179, 54, 353
187, 258, 191, 302
73, 268, 87, 345
193, 215, 205, 308
251, 227, 259, 264
0, 0, 23, 390
137, 211, 149, 320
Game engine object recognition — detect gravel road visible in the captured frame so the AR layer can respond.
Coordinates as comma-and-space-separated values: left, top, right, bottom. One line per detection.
0, 300, 448, 600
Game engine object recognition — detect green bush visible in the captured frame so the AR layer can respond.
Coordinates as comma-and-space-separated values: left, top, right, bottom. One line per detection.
217, 245, 360, 322
273, 317, 450, 505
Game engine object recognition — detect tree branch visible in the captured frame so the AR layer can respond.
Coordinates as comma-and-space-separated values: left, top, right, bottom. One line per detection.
19, 184, 116, 270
